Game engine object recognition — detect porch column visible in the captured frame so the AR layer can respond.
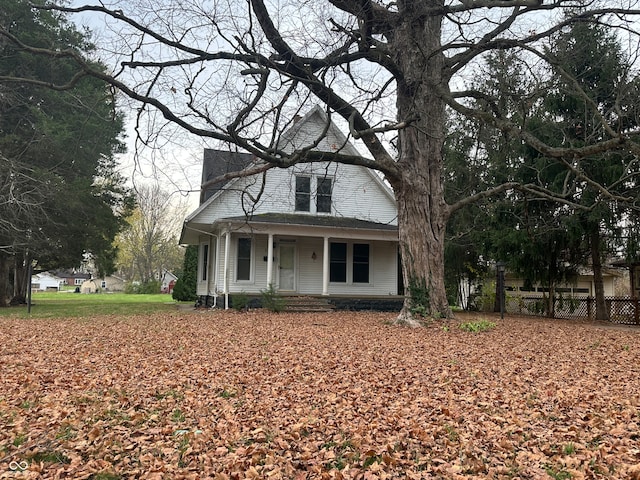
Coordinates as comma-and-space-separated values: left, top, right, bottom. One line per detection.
266, 233, 274, 288
322, 236, 329, 296
224, 230, 230, 309
214, 235, 221, 294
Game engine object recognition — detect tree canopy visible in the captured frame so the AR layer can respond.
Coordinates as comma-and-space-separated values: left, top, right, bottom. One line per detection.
115, 184, 186, 284
5, 0, 640, 322
0, 0, 132, 305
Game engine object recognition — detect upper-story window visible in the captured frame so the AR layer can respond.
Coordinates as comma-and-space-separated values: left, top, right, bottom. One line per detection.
316, 177, 332, 213
295, 176, 311, 212
295, 175, 332, 213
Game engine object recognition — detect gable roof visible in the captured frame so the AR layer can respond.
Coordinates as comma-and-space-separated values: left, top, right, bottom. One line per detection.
182, 106, 397, 244
200, 150, 254, 204
274, 105, 361, 157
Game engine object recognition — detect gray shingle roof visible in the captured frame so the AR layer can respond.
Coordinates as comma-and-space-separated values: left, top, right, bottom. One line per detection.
201, 149, 254, 204
223, 213, 397, 231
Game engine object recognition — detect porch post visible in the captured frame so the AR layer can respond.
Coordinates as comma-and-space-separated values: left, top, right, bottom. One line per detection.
322, 236, 329, 296
214, 234, 221, 294
207, 236, 214, 297
224, 230, 230, 309
266, 233, 274, 288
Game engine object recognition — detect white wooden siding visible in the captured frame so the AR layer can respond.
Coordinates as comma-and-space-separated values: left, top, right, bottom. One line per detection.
187, 106, 397, 227
216, 234, 397, 295
190, 162, 396, 226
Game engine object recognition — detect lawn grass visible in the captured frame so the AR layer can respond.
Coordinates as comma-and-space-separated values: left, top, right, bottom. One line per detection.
0, 292, 184, 318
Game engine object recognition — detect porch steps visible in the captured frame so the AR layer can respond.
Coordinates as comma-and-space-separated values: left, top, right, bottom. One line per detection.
282, 296, 334, 313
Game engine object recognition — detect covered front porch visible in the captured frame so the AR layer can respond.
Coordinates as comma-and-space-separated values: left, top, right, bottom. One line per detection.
181, 213, 400, 309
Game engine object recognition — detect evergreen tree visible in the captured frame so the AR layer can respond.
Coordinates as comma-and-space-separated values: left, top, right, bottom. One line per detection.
0, 0, 132, 305
172, 245, 198, 302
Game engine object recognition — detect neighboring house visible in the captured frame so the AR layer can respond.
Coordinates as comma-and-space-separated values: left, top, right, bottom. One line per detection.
180, 106, 400, 308
467, 268, 619, 312
101, 275, 126, 292
503, 270, 618, 298
81, 279, 100, 294
161, 270, 178, 294
31, 272, 63, 291
51, 269, 91, 288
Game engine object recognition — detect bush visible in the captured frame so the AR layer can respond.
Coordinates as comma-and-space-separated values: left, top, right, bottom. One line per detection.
261, 284, 286, 312
231, 292, 249, 311
125, 280, 161, 294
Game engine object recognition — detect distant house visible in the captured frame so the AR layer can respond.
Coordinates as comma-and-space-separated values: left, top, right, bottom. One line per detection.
31, 272, 63, 291
52, 269, 91, 288
180, 106, 400, 308
467, 268, 620, 313
101, 275, 126, 292
81, 279, 100, 294
161, 270, 178, 294
503, 270, 618, 299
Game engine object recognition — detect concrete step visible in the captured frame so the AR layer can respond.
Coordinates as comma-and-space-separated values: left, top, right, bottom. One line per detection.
281, 296, 334, 312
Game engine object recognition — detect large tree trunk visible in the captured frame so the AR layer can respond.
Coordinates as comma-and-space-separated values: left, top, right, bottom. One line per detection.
390, 1, 451, 325
12, 252, 29, 305
0, 253, 12, 307
590, 228, 609, 321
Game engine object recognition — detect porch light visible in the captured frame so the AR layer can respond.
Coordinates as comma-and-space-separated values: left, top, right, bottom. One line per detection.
311, 251, 317, 261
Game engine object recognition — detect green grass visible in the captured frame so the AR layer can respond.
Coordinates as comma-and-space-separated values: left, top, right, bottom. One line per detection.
459, 319, 497, 333
0, 292, 184, 319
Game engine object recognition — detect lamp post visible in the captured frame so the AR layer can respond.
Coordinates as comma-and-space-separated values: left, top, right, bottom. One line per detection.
497, 261, 505, 320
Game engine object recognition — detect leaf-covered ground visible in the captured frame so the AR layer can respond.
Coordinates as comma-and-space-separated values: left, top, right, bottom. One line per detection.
1, 311, 639, 479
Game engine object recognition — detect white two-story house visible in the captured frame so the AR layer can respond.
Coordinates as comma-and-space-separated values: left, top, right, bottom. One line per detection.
179, 106, 400, 308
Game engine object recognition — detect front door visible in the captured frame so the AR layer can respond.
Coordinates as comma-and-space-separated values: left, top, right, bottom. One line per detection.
278, 244, 296, 291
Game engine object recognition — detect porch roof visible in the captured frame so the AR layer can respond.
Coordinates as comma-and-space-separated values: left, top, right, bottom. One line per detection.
180, 213, 398, 244
224, 213, 397, 231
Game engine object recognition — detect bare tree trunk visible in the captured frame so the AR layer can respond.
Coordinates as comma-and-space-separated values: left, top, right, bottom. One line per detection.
590, 229, 609, 321
12, 253, 28, 305
0, 253, 12, 307
390, 1, 451, 325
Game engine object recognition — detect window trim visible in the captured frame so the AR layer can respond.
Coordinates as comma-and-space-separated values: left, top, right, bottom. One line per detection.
236, 237, 253, 282
352, 243, 370, 284
295, 175, 311, 212
329, 241, 372, 285
200, 242, 209, 282
316, 176, 333, 214
329, 242, 347, 283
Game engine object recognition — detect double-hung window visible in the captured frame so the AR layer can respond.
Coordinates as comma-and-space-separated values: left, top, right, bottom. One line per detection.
329, 242, 370, 284
236, 238, 252, 281
201, 244, 209, 281
352, 243, 370, 283
316, 177, 332, 213
295, 176, 311, 212
295, 175, 332, 213
329, 242, 347, 283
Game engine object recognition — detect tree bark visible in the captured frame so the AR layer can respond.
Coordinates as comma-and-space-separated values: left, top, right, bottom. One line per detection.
12, 252, 28, 305
389, 1, 452, 325
590, 228, 609, 321
0, 253, 12, 307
